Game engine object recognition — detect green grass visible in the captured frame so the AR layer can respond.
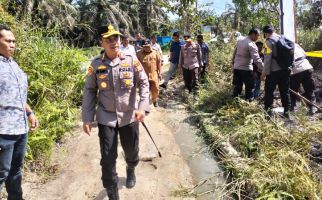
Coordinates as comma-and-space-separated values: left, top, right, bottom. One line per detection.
189, 41, 322, 199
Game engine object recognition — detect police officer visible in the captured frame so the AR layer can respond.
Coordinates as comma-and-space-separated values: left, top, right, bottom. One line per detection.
82, 24, 150, 200
137, 40, 162, 107
231, 28, 263, 101
290, 43, 316, 114
0, 24, 39, 200
179, 34, 202, 93
262, 25, 291, 118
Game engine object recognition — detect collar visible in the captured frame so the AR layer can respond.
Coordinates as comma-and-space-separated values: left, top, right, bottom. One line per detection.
102, 51, 125, 66
0, 55, 12, 62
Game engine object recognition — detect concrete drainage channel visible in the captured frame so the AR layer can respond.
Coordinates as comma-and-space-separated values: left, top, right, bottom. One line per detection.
162, 94, 227, 199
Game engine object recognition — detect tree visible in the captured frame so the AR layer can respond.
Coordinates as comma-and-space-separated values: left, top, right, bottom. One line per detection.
298, 0, 322, 29
2, 0, 170, 47
231, 0, 279, 34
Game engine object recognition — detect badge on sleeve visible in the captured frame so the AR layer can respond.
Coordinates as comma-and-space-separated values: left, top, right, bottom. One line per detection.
87, 65, 94, 75
134, 60, 142, 72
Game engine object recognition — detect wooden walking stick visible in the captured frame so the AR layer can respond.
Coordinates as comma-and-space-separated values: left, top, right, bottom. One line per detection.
289, 89, 322, 112
142, 122, 162, 158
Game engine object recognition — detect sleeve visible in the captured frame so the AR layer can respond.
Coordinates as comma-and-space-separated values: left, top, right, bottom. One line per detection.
158, 44, 163, 56
232, 46, 237, 65
82, 63, 98, 123
249, 42, 264, 72
132, 55, 150, 112
169, 42, 174, 52
156, 52, 161, 72
178, 46, 184, 67
263, 40, 273, 75
206, 43, 210, 53
197, 44, 202, 66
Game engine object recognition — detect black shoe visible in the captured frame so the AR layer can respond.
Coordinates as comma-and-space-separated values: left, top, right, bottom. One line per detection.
106, 185, 119, 200
153, 101, 159, 107
308, 107, 317, 115
283, 111, 290, 120
160, 83, 167, 89
126, 166, 136, 189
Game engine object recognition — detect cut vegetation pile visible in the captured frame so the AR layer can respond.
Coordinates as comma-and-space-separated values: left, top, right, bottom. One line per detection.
190, 41, 322, 199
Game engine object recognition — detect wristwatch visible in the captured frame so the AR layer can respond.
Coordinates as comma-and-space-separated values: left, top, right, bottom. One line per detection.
26, 111, 34, 117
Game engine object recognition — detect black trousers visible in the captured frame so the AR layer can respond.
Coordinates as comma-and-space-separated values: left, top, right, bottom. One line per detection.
264, 70, 291, 112
182, 67, 200, 93
98, 122, 139, 188
199, 64, 207, 79
232, 69, 254, 100
290, 70, 315, 108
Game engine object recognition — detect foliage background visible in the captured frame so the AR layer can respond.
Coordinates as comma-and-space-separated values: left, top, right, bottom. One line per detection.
0, 7, 87, 167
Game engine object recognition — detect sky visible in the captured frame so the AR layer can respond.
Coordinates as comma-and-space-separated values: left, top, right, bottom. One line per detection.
168, 0, 233, 21
201, 0, 233, 15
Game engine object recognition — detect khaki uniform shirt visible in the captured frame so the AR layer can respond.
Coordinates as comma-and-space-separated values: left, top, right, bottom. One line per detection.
136, 50, 161, 81
82, 53, 150, 128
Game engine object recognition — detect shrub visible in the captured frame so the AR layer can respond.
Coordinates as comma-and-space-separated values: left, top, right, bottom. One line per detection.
0, 8, 87, 165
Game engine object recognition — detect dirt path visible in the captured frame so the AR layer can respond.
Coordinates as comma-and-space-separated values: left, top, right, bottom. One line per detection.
23, 107, 195, 200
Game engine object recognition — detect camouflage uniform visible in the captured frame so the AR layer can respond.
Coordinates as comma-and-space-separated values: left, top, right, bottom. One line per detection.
82, 52, 150, 189
0, 55, 29, 200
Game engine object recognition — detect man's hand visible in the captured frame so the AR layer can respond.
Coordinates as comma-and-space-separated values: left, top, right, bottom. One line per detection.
28, 114, 39, 132
135, 110, 145, 122
83, 122, 92, 136
260, 73, 266, 81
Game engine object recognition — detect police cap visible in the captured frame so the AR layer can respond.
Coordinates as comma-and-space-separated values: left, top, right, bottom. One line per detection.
97, 24, 122, 38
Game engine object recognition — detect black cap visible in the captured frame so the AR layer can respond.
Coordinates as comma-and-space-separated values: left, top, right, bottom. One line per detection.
142, 39, 151, 46
262, 25, 274, 34
197, 34, 203, 39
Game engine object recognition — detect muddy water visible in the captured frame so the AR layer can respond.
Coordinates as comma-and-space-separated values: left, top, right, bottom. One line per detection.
163, 98, 226, 200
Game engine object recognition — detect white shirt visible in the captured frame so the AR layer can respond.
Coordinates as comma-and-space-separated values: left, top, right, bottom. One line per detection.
151, 43, 163, 58
120, 44, 136, 55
